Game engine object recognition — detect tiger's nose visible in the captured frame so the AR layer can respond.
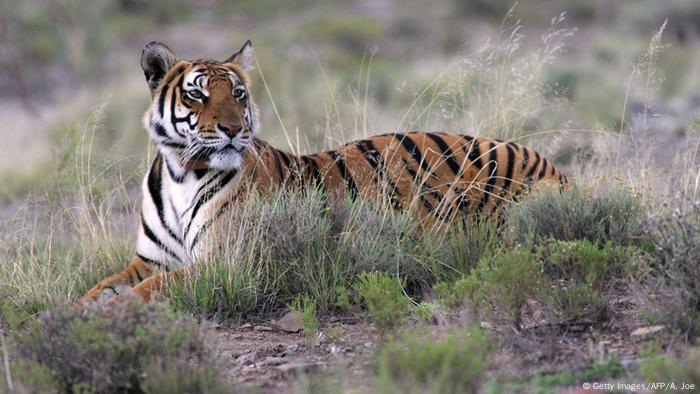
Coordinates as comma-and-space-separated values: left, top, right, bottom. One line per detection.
216, 123, 241, 138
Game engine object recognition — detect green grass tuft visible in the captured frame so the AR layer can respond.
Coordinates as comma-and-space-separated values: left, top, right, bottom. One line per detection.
355, 272, 410, 334
375, 326, 491, 394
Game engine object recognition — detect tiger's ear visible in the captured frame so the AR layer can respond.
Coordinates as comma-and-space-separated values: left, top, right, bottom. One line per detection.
224, 40, 254, 71
140, 41, 178, 92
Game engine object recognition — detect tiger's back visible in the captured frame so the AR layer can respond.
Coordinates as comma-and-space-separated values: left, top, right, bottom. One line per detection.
249, 131, 565, 223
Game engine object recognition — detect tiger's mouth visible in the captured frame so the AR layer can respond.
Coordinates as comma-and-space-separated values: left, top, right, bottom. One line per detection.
192, 140, 248, 171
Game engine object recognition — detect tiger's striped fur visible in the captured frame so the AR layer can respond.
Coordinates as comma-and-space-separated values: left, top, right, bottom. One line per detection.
79, 41, 566, 304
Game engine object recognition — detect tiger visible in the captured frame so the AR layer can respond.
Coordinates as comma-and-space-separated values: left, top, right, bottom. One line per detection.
79, 40, 567, 304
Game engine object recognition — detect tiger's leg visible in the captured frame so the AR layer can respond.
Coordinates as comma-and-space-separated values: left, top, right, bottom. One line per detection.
107, 267, 190, 304
79, 256, 155, 304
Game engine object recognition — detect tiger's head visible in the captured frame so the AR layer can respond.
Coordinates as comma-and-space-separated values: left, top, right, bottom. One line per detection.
140, 41, 259, 173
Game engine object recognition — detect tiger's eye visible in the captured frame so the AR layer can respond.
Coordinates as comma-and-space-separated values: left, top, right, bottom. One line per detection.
187, 90, 205, 100
233, 87, 246, 101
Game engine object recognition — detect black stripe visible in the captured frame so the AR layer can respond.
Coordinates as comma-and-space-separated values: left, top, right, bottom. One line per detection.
402, 158, 435, 213
525, 150, 542, 179
463, 137, 483, 169
521, 146, 530, 170
426, 133, 461, 176
537, 158, 549, 180
301, 155, 324, 190
193, 168, 209, 179
147, 156, 183, 244
137, 254, 169, 272
272, 148, 285, 183
455, 187, 471, 215
141, 217, 180, 261
158, 85, 168, 118
169, 75, 187, 138
160, 140, 187, 150
501, 143, 516, 196
277, 149, 293, 183
328, 150, 359, 200
134, 267, 143, 282
394, 133, 437, 180
476, 142, 499, 214
164, 157, 186, 183
490, 143, 516, 216
153, 123, 168, 138
401, 157, 449, 221
356, 140, 402, 210
188, 182, 244, 251
184, 169, 238, 236
190, 199, 231, 251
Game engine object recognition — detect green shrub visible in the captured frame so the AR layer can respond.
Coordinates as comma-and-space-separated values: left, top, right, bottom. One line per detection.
506, 184, 645, 246
577, 357, 625, 382
290, 294, 320, 341
646, 202, 700, 337
434, 277, 473, 308
3, 302, 231, 394
355, 272, 410, 334
529, 357, 624, 391
640, 348, 700, 387
376, 327, 491, 394
539, 240, 646, 322
462, 239, 647, 328
331, 285, 354, 312
464, 244, 544, 329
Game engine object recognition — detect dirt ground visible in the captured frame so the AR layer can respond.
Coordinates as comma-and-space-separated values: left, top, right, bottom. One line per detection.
209, 287, 670, 393
212, 314, 377, 393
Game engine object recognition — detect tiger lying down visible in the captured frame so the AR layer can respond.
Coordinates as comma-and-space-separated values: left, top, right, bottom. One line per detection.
79, 41, 566, 304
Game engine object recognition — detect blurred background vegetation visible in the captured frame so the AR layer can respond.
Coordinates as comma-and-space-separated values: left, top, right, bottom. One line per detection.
1, 0, 699, 201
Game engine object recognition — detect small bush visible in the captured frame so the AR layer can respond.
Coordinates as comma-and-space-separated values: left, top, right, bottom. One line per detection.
540, 240, 646, 322
464, 245, 544, 329
434, 277, 473, 308
290, 294, 320, 341
3, 302, 231, 394
639, 348, 700, 386
355, 272, 410, 334
506, 184, 645, 246
646, 202, 700, 337
576, 357, 625, 382
376, 327, 491, 394
462, 239, 648, 328
529, 357, 624, 390
331, 285, 354, 312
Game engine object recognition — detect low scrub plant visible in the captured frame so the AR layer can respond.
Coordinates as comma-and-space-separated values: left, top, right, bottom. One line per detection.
290, 294, 320, 341
646, 201, 700, 337
355, 272, 410, 334
506, 183, 645, 246
461, 239, 647, 328
463, 244, 544, 329
639, 348, 700, 386
375, 326, 491, 394
540, 239, 646, 322
434, 277, 473, 308
2, 302, 231, 394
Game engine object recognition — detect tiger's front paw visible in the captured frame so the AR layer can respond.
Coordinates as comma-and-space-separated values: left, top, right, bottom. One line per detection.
105, 290, 143, 306
78, 284, 133, 306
